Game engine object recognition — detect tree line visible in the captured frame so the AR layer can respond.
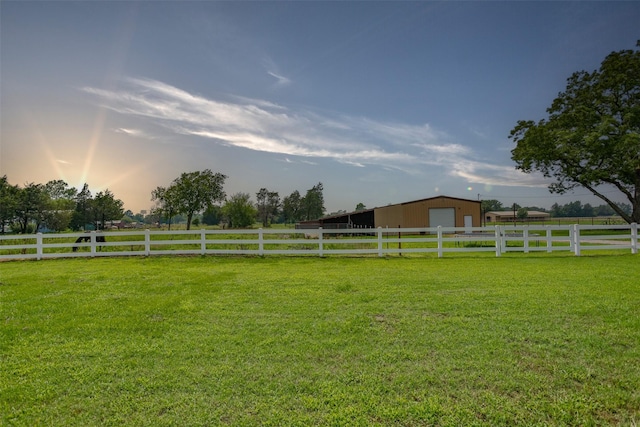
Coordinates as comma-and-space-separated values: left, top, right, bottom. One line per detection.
0, 171, 326, 233
548, 201, 631, 218
151, 169, 326, 230
481, 199, 632, 218
0, 177, 123, 234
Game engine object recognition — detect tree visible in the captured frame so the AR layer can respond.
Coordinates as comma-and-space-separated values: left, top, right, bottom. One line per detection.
44, 179, 77, 201
222, 193, 257, 228
516, 207, 528, 220
481, 199, 503, 212
301, 182, 325, 220
355, 202, 366, 211
582, 203, 595, 217
151, 186, 180, 230
0, 176, 19, 233
550, 203, 565, 217
165, 170, 227, 230
42, 180, 76, 231
14, 183, 50, 233
90, 190, 124, 230
510, 42, 640, 223
282, 190, 303, 224
71, 183, 92, 230
202, 205, 223, 226
256, 188, 280, 227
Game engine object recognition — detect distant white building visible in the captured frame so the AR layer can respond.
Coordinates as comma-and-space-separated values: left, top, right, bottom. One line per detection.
485, 210, 550, 223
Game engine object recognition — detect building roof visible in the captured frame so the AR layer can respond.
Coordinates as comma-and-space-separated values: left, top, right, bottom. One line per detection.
318, 208, 374, 221
395, 195, 481, 207
486, 210, 550, 217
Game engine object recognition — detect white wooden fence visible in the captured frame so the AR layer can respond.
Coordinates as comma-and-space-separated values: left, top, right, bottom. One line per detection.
0, 224, 637, 261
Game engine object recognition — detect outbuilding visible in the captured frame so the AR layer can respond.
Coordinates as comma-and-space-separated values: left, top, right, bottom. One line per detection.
485, 210, 550, 223
297, 195, 481, 230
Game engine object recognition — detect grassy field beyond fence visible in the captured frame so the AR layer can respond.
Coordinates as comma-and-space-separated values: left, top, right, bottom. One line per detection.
1, 255, 639, 426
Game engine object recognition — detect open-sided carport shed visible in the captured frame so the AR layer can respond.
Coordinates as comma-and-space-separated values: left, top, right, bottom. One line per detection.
297, 209, 375, 229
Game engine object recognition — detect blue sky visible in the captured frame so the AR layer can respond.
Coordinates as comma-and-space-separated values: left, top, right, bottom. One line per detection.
2, 1, 638, 214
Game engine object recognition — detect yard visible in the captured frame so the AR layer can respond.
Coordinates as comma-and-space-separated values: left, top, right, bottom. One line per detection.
1, 254, 639, 426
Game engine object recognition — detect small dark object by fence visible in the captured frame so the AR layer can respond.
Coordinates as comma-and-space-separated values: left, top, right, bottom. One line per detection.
72, 235, 106, 252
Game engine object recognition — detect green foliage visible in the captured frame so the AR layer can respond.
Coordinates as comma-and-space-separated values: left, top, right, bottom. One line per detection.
282, 190, 303, 223
516, 207, 528, 219
151, 185, 180, 229
550, 200, 632, 218
70, 183, 92, 230
222, 192, 257, 228
2, 178, 124, 233
1, 256, 639, 425
256, 188, 280, 227
282, 183, 326, 223
42, 180, 76, 231
12, 182, 49, 233
510, 42, 640, 223
302, 182, 325, 220
0, 176, 19, 233
162, 170, 227, 230
91, 190, 124, 230
481, 199, 503, 212
69, 185, 124, 231
201, 205, 223, 226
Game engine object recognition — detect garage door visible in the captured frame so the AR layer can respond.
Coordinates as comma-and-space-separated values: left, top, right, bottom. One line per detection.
428, 208, 455, 228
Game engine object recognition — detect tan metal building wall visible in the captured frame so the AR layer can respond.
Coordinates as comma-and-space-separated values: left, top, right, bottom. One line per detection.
374, 196, 481, 228
373, 204, 404, 228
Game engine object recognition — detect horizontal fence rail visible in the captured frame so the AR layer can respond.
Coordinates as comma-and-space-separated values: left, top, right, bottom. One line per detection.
0, 224, 637, 261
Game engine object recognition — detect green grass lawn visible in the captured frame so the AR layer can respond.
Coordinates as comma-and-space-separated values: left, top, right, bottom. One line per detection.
1, 254, 639, 426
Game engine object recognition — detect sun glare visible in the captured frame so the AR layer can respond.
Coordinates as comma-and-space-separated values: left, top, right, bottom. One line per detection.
80, 108, 108, 185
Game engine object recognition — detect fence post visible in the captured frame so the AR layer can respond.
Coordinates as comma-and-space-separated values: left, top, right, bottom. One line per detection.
573, 224, 581, 256
523, 225, 529, 254
437, 226, 443, 258
90, 231, 97, 257
37, 232, 43, 260
377, 227, 383, 257
569, 227, 574, 252
631, 223, 638, 255
495, 226, 501, 257
145, 229, 151, 256
201, 229, 206, 255
318, 227, 324, 257
258, 228, 264, 256
546, 226, 552, 253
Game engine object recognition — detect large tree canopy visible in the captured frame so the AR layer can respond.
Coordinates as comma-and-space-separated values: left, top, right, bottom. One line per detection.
510, 42, 640, 223
222, 192, 256, 228
255, 188, 280, 227
160, 169, 227, 230
302, 182, 325, 221
282, 190, 303, 224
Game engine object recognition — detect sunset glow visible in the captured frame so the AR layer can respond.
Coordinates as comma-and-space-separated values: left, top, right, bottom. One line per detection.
2, 2, 637, 212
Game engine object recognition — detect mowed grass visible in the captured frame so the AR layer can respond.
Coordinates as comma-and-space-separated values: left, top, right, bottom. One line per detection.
1, 255, 639, 426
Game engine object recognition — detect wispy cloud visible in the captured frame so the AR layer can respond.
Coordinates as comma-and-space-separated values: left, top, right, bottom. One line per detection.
263, 56, 292, 88
115, 127, 154, 139
267, 71, 291, 87
453, 161, 549, 188
83, 77, 542, 187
